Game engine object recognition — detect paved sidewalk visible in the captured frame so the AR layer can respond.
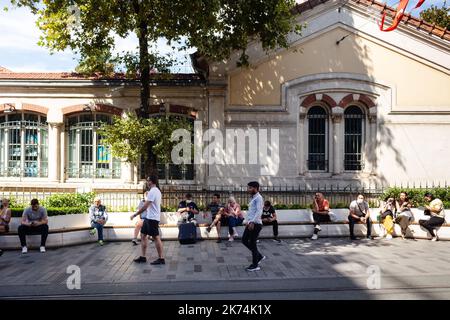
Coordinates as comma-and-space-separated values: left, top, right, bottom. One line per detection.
1, 237, 450, 299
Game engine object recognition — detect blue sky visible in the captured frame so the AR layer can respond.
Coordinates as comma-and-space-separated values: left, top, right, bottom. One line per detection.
0, 0, 446, 72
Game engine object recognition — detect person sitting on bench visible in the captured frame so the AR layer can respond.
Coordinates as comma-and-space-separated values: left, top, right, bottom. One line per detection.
311, 193, 331, 240
262, 201, 281, 243
348, 194, 372, 241
205, 194, 226, 243
419, 192, 446, 241
177, 193, 199, 223
18, 199, 49, 254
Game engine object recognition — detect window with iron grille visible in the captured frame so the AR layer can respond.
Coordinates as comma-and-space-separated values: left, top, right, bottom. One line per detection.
344, 105, 365, 171
67, 113, 121, 179
307, 106, 328, 171
0, 113, 48, 177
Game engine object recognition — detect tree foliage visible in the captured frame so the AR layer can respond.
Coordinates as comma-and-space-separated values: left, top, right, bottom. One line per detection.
97, 112, 193, 166
420, 1, 450, 30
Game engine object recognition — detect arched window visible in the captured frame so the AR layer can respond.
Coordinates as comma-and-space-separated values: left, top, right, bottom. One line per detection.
0, 112, 48, 177
307, 106, 328, 171
67, 113, 121, 179
344, 106, 365, 171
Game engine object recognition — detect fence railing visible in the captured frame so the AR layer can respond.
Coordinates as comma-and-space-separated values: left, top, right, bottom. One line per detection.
0, 183, 448, 212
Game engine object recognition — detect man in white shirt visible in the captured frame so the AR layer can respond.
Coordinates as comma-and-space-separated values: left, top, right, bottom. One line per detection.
242, 181, 265, 272
130, 175, 165, 265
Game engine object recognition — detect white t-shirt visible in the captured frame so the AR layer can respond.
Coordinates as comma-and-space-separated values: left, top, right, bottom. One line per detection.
145, 187, 162, 221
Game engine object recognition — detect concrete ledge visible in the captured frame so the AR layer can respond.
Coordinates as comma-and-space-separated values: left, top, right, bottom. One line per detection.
1, 209, 448, 249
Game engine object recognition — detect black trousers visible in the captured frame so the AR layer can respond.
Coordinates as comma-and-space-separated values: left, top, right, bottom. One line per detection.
242, 224, 263, 266
348, 215, 372, 238
419, 216, 445, 237
18, 224, 49, 247
313, 212, 331, 234
262, 220, 278, 237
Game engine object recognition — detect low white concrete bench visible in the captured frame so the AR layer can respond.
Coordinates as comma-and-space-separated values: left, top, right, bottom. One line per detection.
0, 209, 449, 249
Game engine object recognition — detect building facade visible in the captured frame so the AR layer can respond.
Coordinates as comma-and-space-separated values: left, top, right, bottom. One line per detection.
0, 0, 449, 190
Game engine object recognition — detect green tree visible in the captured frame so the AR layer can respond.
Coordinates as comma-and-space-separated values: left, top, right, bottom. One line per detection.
7, 0, 302, 175
420, 1, 450, 30
97, 112, 193, 174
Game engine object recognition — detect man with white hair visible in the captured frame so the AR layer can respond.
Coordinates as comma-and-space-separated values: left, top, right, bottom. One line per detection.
89, 197, 108, 246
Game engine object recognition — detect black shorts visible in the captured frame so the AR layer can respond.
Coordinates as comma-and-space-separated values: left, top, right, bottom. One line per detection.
141, 219, 160, 237
213, 214, 228, 226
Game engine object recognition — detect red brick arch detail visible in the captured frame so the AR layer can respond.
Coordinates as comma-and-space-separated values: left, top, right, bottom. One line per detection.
62, 104, 124, 116
0, 103, 15, 112
301, 94, 337, 108
339, 94, 375, 109
22, 103, 49, 114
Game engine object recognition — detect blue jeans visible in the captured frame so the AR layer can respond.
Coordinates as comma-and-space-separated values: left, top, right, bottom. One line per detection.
228, 216, 244, 235
91, 221, 104, 241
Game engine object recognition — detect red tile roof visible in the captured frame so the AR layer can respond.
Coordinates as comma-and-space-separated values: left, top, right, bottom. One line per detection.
0, 71, 205, 83
293, 0, 450, 41
0, 66, 12, 73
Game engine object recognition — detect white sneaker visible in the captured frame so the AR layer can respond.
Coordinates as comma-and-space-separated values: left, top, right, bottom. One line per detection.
431, 236, 438, 242
315, 225, 321, 232
22, 247, 28, 254
40, 246, 46, 253
386, 234, 393, 240
228, 237, 234, 242
233, 232, 239, 238
311, 234, 318, 240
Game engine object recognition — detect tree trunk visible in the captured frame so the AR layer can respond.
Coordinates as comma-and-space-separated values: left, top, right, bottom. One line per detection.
133, 0, 158, 178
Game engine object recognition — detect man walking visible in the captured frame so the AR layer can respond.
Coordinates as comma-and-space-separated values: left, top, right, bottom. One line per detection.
131, 175, 165, 265
242, 181, 265, 272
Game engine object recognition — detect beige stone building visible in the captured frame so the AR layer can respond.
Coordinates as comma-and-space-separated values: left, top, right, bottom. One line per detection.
0, 0, 449, 190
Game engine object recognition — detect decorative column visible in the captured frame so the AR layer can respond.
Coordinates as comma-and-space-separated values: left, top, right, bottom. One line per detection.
48, 122, 63, 182
331, 107, 344, 175
298, 107, 307, 175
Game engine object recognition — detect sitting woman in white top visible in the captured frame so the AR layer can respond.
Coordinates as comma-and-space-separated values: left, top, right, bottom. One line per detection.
131, 191, 149, 246
419, 192, 446, 241
395, 192, 414, 239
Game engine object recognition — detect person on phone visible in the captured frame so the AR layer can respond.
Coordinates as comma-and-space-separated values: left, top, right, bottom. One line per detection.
89, 197, 108, 246
262, 200, 281, 243
419, 192, 445, 241
395, 192, 413, 239
131, 191, 149, 246
177, 193, 199, 223
311, 193, 332, 240
242, 181, 265, 272
205, 193, 226, 243
379, 197, 396, 240
348, 194, 372, 240
226, 196, 244, 242
18, 199, 49, 254
0, 199, 12, 234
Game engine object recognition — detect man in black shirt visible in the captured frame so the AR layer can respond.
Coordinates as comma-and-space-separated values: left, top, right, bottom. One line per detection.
205, 193, 226, 243
177, 193, 199, 223
262, 201, 281, 243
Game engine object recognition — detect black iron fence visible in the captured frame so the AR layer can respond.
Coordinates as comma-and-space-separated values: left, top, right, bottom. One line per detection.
1, 182, 448, 212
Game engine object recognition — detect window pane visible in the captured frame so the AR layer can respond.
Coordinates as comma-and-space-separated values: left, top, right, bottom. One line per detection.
8, 128, 21, 176
344, 106, 364, 171
308, 106, 327, 171
24, 128, 38, 177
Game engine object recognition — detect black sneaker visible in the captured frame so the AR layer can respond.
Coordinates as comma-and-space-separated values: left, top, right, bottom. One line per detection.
216, 239, 222, 243
257, 255, 267, 265
133, 256, 147, 263
273, 237, 281, 243
132, 239, 138, 246
206, 226, 212, 233
246, 264, 260, 272
350, 236, 358, 241
150, 258, 166, 265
